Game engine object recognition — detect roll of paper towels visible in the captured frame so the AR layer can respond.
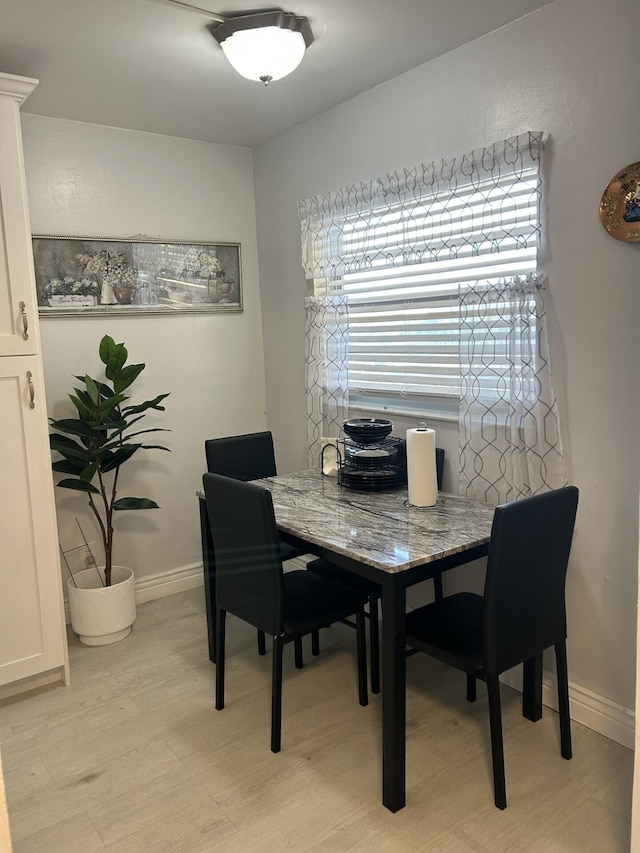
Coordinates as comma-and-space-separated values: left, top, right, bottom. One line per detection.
406, 426, 438, 507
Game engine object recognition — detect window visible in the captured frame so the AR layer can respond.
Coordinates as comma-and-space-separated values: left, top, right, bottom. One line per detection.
300, 132, 542, 417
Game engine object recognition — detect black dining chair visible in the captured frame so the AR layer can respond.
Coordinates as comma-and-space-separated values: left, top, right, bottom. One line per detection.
205, 431, 281, 484
307, 445, 445, 694
205, 431, 312, 659
404, 485, 579, 809
203, 472, 368, 752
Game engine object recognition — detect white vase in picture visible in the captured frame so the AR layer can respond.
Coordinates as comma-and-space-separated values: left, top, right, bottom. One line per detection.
67, 565, 136, 646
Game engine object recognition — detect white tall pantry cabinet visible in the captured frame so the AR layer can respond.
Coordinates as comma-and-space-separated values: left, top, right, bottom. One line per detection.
0, 72, 69, 694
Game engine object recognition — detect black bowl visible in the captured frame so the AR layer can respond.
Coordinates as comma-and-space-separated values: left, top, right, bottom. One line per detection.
343, 418, 393, 444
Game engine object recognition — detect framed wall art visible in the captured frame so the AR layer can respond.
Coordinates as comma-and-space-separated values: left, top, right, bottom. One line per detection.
599, 161, 640, 242
32, 236, 243, 316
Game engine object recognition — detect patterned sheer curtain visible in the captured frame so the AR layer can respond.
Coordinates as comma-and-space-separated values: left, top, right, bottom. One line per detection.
305, 295, 349, 467
298, 132, 567, 496
298, 132, 543, 280
459, 276, 567, 504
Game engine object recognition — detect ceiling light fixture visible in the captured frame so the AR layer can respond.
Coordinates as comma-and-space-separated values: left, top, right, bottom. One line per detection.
210, 11, 314, 86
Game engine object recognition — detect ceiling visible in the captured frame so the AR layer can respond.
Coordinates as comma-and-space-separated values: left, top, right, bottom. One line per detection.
0, 0, 552, 148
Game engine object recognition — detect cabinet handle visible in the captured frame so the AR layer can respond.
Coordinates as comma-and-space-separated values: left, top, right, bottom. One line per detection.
19, 301, 29, 340
26, 370, 35, 409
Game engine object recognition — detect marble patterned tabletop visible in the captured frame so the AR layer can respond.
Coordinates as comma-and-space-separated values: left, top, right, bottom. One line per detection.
256, 469, 495, 574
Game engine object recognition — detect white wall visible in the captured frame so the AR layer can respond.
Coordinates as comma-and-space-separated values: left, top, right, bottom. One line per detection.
22, 116, 267, 586
253, 0, 640, 726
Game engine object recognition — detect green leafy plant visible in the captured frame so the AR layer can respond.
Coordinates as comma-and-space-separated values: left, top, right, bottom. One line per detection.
49, 335, 170, 586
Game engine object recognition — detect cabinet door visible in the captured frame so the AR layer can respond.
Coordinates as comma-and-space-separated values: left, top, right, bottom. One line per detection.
0, 356, 67, 685
0, 91, 39, 357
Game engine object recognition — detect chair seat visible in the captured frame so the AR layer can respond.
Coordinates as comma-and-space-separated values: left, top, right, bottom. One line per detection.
306, 557, 382, 693
306, 558, 378, 595
405, 592, 485, 672
282, 570, 368, 636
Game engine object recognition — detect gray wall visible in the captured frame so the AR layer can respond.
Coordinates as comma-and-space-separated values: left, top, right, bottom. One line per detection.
253, 0, 640, 728
23, 116, 268, 586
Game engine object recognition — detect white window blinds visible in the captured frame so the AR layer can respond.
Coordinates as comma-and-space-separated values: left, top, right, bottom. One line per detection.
299, 132, 542, 411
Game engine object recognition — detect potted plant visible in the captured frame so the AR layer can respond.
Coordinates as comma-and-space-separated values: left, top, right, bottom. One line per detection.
49, 334, 170, 644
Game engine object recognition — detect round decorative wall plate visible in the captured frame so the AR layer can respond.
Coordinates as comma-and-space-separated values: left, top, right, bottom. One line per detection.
599, 161, 640, 241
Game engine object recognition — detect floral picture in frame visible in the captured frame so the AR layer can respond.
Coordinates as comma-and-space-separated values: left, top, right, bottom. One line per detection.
32, 236, 242, 316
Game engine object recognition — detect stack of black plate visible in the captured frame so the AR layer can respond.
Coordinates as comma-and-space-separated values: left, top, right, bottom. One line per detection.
345, 443, 398, 469
342, 418, 393, 445
339, 425, 404, 491
340, 466, 403, 491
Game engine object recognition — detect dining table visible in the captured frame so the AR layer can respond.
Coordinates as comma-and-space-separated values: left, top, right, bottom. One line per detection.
198, 469, 537, 812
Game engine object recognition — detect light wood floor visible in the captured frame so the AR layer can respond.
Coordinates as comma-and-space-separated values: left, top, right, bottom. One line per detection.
0, 587, 633, 852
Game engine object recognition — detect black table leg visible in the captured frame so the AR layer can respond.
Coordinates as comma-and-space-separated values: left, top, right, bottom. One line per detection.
523, 653, 543, 721
380, 577, 407, 812
199, 496, 216, 663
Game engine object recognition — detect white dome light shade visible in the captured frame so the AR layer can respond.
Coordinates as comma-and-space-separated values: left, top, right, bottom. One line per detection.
211, 11, 314, 85
221, 26, 306, 83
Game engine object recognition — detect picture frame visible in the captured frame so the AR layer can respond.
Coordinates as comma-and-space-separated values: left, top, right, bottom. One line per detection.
32, 235, 243, 316
599, 161, 640, 242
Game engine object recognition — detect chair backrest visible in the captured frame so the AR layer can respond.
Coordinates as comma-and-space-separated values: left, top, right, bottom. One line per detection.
435, 447, 444, 491
483, 486, 579, 675
205, 431, 277, 481
203, 472, 283, 636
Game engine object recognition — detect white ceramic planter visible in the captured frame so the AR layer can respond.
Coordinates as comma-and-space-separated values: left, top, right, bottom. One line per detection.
67, 565, 136, 646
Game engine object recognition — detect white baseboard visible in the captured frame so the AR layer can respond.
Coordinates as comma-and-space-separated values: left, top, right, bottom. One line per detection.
500, 668, 635, 750
133, 562, 204, 603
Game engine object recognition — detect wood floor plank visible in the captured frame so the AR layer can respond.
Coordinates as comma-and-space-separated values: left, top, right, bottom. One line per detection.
7, 739, 183, 842
102, 793, 239, 853
12, 811, 106, 853
449, 712, 633, 851
308, 822, 488, 852
0, 669, 130, 736
0, 697, 143, 776
91, 783, 237, 850
0, 710, 13, 741
2, 759, 53, 802
521, 796, 631, 853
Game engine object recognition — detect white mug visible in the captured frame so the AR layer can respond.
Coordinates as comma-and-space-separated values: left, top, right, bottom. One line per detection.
320, 437, 339, 477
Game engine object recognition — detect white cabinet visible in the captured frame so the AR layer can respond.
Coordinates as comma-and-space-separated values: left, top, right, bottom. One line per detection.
0, 73, 68, 692
0, 357, 68, 685
0, 74, 40, 357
